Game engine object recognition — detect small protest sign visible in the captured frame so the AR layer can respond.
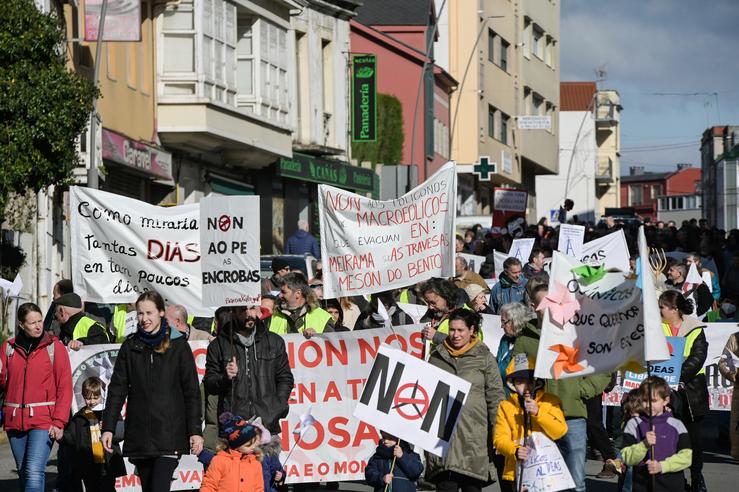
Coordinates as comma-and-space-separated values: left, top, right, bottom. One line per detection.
319, 162, 457, 298
519, 432, 575, 492
199, 195, 261, 307
558, 224, 585, 258
579, 229, 630, 273
622, 336, 685, 389
459, 253, 487, 274
354, 344, 471, 457
510, 238, 535, 263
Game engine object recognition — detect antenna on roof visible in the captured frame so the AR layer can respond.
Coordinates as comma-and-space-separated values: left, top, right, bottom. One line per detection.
595, 65, 607, 90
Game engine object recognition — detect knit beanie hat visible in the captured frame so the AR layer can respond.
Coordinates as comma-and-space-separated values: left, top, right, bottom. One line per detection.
220, 412, 258, 449
56, 292, 83, 308
272, 257, 290, 273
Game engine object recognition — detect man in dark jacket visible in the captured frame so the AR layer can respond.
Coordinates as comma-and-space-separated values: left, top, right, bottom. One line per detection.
204, 305, 294, 438
285, 220, 321, 258
666, 263, 713, 318
54, 293, 112, 349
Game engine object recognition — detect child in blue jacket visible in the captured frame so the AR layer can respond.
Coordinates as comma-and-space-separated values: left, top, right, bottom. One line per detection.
365, 432, 423, 492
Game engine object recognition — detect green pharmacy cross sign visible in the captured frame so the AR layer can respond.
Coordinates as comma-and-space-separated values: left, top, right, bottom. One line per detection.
473, 156, 496, 181
352, 55, 377, 142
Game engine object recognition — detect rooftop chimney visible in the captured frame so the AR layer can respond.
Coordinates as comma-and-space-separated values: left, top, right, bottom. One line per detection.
676, 163, 692, 171
629, 166, 645, 176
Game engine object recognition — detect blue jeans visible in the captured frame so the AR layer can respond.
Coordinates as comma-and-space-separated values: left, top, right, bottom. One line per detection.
557, 417, 587, 492
8, 429, 54, 492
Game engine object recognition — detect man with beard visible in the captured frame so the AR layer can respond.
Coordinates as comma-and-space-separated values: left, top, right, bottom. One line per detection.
269, 272, 334, 337
203, 304, 294, 447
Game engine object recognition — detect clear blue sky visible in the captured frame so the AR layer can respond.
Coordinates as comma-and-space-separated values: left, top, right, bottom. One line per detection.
560, 0, 739, 175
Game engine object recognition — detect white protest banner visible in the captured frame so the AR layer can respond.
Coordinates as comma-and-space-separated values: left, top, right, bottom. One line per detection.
519, 432, 575, 492
558, 224, 585, 258
354, 344, 471, 457
509, 238, 535, 263
494, 250, 508, 278
70, 187, 211, 315
493, 188, 528, 212
638, 226, 670, 362
481, 314, 504, 356
319, 162, 456, 298
579, 229, 630, 273
534, 251, 648, 379
459, 253, 487, 273
199, 196, 261, 307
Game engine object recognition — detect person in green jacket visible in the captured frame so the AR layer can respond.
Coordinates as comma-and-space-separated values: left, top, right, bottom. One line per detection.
512, 282, 610, 492
425, 309, 505, 491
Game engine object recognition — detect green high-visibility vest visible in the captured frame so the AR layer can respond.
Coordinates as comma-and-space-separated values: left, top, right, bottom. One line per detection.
112, 304, 128, 343
270, 307, 333, 335
662, 322, 705, 375
72, 316, 110, 342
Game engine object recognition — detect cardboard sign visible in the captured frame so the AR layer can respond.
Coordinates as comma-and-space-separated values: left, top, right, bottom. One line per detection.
199, 196, 261, 307
354, 344, 471, 457
558, 224, 585, 258
319, 162, 457, 298
519, 432, 575, 492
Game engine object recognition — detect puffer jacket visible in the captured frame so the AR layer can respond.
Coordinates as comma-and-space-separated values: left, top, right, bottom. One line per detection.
200, 449, 264, 492
285, 229, 320, 258
512, 321, 610, 418
489, 273, 528, 314
425, 340, 505, 483
365, 440, 424, 492
203, 320, 294, 434
664, 317, 709, 420
0, 332, 72, 431
102, 324, 202, 458
718, 331, 739, 459
493, 391, 567, 481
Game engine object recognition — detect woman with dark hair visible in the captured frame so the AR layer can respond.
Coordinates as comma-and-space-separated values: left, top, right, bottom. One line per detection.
322, 298, 350, 331
1, 302, 72, 492
102, 291, 202, 492
418, 278, 466, 345
425, 309, 505, 492
658, 289, 709, 492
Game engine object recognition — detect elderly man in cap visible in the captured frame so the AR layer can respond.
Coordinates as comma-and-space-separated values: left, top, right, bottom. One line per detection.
54, 292, 112, 350
261, 257, 292, 295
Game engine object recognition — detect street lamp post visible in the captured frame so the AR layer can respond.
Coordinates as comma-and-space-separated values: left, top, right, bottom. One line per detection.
87, 0, 109, 190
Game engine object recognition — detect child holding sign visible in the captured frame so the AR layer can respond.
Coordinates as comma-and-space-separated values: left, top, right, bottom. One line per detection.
493, 353, 568, 492
365, 432, 424, 492
621, 376, 692, 492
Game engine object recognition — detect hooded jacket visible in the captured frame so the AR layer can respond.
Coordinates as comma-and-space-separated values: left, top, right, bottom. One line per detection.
203, 320, 294, 434
285, 229, 320, 259
0, 332, 72, 431
489, 273, 528, 314
365, 440, 424, 492
662, 316, 709, 420
493, 390, 567, 481
424, 340, 505, 482
200, 449, 264, 492
102, 323, 202, 458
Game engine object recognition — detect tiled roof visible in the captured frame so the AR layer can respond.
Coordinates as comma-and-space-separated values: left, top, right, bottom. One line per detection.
560, 82, 597, 111
620, 172, 673, 183
355, 0, 432, 26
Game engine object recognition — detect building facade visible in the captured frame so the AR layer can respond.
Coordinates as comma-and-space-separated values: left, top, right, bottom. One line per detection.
439, 0, 560, 221
701, 125, 739, 229
620, 164, 701, 221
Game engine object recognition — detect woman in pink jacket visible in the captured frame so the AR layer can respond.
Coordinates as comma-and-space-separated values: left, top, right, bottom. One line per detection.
0, 302, 72, 492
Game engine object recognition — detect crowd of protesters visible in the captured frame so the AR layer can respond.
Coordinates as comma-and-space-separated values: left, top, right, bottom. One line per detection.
1, 211, 738, 492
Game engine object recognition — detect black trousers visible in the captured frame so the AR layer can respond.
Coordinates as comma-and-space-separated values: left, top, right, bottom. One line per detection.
434, 471, 485, 492
131, 457, 179, 492
586, 395, 617, 461
684, 416, 704, 480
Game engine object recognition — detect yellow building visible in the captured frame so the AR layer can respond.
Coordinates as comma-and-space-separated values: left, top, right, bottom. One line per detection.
595, 89, 622, 215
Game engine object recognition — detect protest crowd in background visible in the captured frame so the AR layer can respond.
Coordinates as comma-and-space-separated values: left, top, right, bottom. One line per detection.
2, 182, 739, 492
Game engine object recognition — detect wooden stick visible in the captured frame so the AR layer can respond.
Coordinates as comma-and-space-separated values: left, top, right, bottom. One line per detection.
383, 439, 401, 492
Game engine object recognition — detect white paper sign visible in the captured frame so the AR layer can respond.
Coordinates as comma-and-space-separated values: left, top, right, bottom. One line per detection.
481, 314, 504, 356
510, 238, 536, 263
579, 229, 630, 273
199, 196, 261, 307
519, 432, 575, 492
354, 344, 471, 457
70, 187, 210, 314
493, 188, 528, 212
517, 115, 552, 130
0, 274, 23, 299
459, 253, 487, 273
558, 224, 585, 258
319, 162, 457, 298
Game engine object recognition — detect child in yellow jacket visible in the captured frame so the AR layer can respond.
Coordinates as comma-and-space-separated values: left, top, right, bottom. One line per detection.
493, 353, 568, 492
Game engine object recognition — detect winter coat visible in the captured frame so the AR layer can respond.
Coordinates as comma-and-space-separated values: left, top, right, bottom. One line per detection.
260, 436, 285, 492
0, 333, 72, 431
200, 449, 264, 492
512, 321, 610, 419
102, 324, 202, 458
285, 229, 320, 258
203, 321, 294, 434
365, 441, 423, 492
489, 273, 528, 314
425, 341, 505, 483
493, 391, 567, 481
718, 331, 739, 459
59, 311, 112, 346
663, 316, 710, 420
61, 407, 127, 480
522, 263, 549, 283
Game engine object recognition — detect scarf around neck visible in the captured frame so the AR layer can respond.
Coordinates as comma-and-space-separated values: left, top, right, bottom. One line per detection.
443, 336, 480, 357
136, 321, 168, 348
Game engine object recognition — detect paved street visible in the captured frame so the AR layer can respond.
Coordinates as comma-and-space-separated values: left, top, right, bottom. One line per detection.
1, 412, 737, 491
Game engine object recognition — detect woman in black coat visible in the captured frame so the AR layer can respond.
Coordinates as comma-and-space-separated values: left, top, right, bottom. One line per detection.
102, 291, 202, 492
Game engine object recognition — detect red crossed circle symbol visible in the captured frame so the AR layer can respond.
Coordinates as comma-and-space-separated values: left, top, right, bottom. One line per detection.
218, 215, 231, 232
392, 382, 429, 420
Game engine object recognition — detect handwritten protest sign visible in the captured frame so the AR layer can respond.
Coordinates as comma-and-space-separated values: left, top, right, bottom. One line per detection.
319, 162, 456, 298
493, 188, 528, 212
622, 337, 685, 389
199, 196, 261, 307
519, 432, 575, 492
459, 253, 487, 273
558, 224, 585, 258
510, 238, 535, 263
354, 344, 471, 457
578, 229, 630, 273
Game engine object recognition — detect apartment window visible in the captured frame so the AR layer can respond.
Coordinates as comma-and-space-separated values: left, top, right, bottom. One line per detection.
658, 198, 666, 211
630, 185, 643, 205
532, 26, 544, 59
161, 0, 195, 73
202, 0, 236, 105
532, 93, 544, 116
545, 36, 553, 67
488, 30, 509, 72
500, 113, 509, 145
500, 38, 509, 71
523, 87, 532, 114
488, 105, 495, 138
236, 17, 254, 96
523, 19, 531, 59
321, 38, 333, 144
106, 44, 117, 81
686, 196, 696, 209
651, 185, 662, 199
488, 29, 495, 63
258, 19, 289, 124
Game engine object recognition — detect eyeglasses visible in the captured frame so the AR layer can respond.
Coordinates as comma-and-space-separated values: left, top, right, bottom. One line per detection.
501, 318, 512, 325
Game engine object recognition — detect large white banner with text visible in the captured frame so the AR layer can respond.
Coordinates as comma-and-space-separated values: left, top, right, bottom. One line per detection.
319, 162, 457, 298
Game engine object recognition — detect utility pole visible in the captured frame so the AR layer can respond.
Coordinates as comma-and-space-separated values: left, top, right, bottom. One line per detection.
87, 0, 109, 190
